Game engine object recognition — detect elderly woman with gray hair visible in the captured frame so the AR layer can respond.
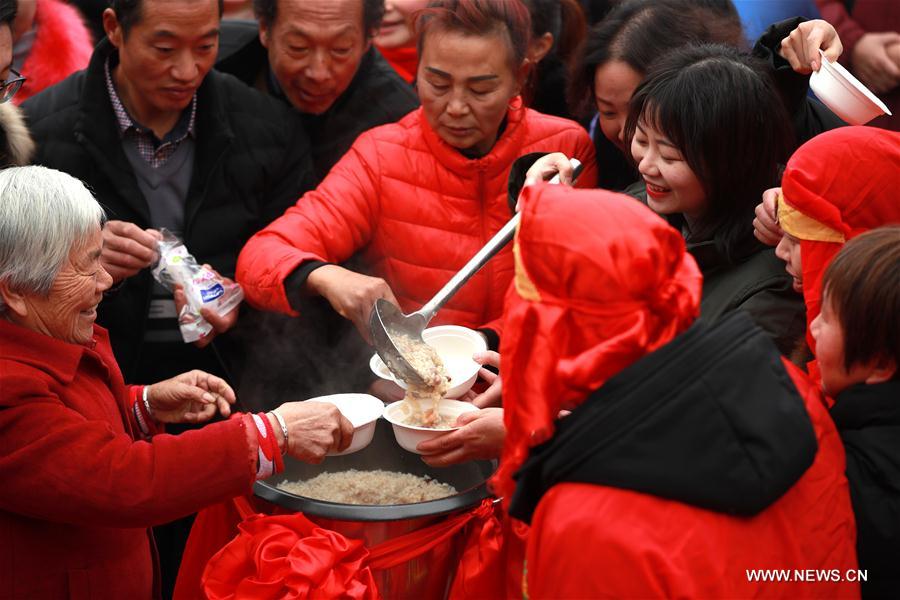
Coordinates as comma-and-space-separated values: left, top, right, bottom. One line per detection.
0, 166, 355, 597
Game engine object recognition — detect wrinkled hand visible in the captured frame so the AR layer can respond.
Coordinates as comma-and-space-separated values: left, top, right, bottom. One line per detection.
101, 220, 161, 284
523, 152, 577, 189
368, 378, 405, 403
460, 351, 502, 408
306, 265, 399, 344
851, 32, 900, 94
272, 401, 355, 464
779, 19, 842, 73
753, 187, 783, 247
418, 408, 505, 467
147, 370, 236, 424
173, 265, 241, 348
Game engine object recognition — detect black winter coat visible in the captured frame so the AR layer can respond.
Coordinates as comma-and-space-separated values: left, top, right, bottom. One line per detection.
22, 39, 316, 381
619, 183, 806, 356
831, 381, 900, 599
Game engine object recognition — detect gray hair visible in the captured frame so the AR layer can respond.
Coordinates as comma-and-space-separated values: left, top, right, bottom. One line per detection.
0, 166, 106, 311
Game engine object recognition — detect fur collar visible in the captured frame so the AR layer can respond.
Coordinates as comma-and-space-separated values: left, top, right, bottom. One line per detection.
0, 103, 35, 165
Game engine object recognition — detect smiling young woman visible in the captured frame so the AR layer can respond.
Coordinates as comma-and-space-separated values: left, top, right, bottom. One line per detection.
621, 44, 804, 355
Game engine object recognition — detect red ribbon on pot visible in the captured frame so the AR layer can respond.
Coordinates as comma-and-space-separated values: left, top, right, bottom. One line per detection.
194, 497, 510, 600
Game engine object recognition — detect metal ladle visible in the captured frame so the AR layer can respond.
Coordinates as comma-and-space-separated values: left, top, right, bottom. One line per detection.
370, 158, 583, 386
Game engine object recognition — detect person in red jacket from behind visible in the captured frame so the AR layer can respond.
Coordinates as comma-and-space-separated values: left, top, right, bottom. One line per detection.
494, 184, 859, 598
236, 0, 596, 350
11, 0, 93, 104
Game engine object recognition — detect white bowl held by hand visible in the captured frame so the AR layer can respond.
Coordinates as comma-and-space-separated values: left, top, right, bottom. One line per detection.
809, 49, 892, 125
306, 393, 384, 456
383, 399, 479, 454
369, 325, 487, 399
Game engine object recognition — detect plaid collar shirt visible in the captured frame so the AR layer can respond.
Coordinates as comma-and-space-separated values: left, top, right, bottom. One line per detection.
104, 57, 197, 169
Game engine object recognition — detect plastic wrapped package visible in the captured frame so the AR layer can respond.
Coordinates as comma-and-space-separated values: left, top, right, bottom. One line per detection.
151, 229, 244, 343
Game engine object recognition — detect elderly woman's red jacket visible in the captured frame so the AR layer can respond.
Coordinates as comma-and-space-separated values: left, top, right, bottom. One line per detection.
236, 102, 597, 333
0, 320, 255, 599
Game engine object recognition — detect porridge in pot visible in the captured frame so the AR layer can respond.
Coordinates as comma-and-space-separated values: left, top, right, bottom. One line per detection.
277, 469, 458, 504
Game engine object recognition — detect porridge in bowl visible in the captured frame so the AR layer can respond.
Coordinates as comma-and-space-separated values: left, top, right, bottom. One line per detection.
394, 333, 450, 428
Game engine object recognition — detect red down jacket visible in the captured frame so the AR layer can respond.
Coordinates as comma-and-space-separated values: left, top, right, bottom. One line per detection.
236, 100, 597, 331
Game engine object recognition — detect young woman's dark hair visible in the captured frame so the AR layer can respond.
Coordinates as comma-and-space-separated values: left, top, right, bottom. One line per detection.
112, 0, 225, 35
416, 0, 532, 74
253, 0, 386, 37
624, 43, 794, 264
823, 226, 900, 375
524, 0, 586, 65
568, 0, 743, 118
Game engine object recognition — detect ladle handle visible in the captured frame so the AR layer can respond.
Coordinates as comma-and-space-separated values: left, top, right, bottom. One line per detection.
418, 212, 521, 322
417, 158, 582, 322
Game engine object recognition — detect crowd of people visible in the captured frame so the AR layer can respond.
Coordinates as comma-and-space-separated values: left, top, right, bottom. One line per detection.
0, 0, 897, 598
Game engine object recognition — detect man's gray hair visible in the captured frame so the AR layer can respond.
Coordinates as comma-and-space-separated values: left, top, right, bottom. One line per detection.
0, 166, 106, 311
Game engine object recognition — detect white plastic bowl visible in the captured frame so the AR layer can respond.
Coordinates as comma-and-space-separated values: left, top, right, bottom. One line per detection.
809, 49, 892, 125
305, 393, 384, 456
383, 399, 479, 454
369, 325, 487, 399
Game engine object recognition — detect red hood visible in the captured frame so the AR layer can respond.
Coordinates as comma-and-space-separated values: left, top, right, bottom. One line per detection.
781, 126, 900, 351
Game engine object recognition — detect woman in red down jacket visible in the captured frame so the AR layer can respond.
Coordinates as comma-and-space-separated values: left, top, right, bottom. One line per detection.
236, 0, 596, 345
496, 184, 858, 598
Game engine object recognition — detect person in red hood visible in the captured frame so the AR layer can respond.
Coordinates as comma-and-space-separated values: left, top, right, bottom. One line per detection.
773, 126, 900, 360
494, 183, 859, 598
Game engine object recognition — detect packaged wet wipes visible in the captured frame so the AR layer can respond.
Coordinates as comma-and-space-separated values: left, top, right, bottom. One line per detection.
151, 229, 243, 343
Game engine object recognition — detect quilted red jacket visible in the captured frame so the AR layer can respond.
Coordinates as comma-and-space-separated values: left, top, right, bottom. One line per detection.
236, 101, 597, 332
0, 320, 256, 599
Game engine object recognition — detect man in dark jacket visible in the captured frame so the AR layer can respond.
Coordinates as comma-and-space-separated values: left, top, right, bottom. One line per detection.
215, 0, 419, 408
22, 1, 315, 595
216, 0, 419, 180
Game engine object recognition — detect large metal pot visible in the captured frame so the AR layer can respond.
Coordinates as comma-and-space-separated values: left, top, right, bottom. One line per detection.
254, 419, 496, 599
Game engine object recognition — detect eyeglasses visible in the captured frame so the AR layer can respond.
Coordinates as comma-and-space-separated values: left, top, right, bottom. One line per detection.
0, 69, 26, 104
